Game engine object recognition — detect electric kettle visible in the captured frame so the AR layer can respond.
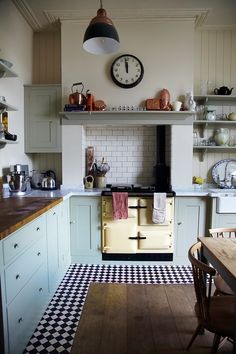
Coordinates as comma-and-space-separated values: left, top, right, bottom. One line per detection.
41, 170, 57, 190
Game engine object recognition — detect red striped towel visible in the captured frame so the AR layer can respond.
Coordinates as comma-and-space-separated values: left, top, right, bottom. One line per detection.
112, 192, 128, 220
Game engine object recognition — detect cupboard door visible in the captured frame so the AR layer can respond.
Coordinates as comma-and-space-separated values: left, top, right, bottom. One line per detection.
70, 197, 101, 263
24, 85, 61, 153
174, 197, 207, 265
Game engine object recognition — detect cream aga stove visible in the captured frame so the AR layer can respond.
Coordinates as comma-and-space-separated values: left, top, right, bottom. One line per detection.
101, 185, 175, 261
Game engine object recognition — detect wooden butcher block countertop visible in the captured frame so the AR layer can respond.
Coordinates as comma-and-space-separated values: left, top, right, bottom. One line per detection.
0, 197, 63, 240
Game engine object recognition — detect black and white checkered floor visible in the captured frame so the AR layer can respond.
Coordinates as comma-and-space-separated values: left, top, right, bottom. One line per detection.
24, 263, 193, 354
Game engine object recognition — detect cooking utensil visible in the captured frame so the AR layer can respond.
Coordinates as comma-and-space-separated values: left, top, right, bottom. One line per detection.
69, 82, 86, 105
41, 170, 57, 190
95, 158, 110, 176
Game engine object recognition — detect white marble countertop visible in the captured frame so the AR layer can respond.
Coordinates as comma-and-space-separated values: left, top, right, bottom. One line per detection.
4, 185, 236, 199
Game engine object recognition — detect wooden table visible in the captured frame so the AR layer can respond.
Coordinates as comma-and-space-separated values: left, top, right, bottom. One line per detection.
200, 237, 236, 294
70, 282, 233, 354
200, 237, 236, 353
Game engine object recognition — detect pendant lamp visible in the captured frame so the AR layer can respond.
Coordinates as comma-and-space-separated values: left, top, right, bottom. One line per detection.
83, 0, 120, 55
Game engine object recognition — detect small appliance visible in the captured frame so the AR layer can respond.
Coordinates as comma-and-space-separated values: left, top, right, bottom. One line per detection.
8, 164, 31, 195
41, 170, 57, 190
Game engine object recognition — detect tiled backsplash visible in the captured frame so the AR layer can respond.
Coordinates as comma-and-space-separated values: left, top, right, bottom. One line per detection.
85, 126, 156, 185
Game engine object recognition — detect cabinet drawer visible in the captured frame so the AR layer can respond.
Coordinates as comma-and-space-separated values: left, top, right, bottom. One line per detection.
4, 237, 46, 304
7, 265, 47, 354
3, 214, 46, 265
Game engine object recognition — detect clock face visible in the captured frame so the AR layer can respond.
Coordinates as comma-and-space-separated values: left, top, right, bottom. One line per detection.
111, 54, 144, 89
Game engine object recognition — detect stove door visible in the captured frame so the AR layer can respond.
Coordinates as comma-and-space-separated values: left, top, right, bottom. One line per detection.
103, 222, 137, 253
102, 197, 138, 253
137, 230, 173, 252
138, 197, 174, 226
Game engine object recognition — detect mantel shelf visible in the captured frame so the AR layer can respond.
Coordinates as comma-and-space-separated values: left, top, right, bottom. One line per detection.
60, 110, 195, 125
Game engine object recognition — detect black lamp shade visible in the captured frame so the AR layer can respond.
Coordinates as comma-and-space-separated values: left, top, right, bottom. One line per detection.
83, 22, 120, 54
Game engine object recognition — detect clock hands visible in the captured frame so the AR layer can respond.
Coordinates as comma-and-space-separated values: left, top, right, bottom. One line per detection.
125, 58, 129, 73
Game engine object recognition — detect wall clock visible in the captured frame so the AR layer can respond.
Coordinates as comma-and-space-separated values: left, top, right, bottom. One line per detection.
110, 54, 144, 89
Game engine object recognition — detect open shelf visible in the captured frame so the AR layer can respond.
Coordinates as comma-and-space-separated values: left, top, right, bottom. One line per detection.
0, 62, 18, 78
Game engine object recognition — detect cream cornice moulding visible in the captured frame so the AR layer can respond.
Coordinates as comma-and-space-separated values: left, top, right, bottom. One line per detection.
45, 8, 209, 28
12, 0, 42, 31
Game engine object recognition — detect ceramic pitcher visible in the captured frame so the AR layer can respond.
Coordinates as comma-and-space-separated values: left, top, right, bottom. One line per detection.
214, 128, 229, 146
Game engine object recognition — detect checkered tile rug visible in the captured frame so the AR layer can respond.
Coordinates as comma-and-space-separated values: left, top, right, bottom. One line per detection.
24, 264, 193, 354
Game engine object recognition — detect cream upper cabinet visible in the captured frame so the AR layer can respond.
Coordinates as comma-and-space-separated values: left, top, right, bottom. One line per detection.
24, 84, 61, 153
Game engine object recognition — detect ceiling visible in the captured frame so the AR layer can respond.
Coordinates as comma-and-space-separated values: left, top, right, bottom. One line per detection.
11, 0, 236, 32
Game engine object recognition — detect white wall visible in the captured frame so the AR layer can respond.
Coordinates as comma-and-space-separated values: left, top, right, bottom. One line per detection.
0, 0, 33, 178
61, 20, 194, 187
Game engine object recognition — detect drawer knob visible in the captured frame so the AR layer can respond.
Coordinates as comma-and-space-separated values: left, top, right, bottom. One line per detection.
37, 252, 41, 256
39, 287, 43, 292
18, 317, 23, 323
36, 227, 40, 231
14, 243, 19, 249
53, 212, 56, 215
16, 274, 20, 280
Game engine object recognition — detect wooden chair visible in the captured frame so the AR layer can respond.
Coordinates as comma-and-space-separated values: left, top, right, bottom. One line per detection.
208, 228, 236, 295
187, 241, 235, 353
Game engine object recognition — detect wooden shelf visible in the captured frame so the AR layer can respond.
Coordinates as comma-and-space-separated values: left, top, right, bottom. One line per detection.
60, 110, 195, 125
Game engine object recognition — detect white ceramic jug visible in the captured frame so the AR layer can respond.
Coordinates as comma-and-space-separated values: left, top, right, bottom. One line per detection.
214, 128, 229, 146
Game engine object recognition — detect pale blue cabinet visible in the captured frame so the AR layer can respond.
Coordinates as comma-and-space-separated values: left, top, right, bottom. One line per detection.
24, 85, 61, 153
0, 214, 48, 354
210, 197, 236, 228
46, 200, 71, 293
70, 197, 101, 263
174, 197, 208, 265
0, 199, 70, 354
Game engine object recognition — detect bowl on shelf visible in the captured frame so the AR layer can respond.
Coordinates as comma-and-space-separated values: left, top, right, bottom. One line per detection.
0, 59, 13, 69
228, 112, 236, 121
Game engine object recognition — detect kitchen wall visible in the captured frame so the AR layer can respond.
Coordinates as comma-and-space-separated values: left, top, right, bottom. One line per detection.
0, 0, 33, 178
86, 126, 156, 185
61, 20, 194, 188
1, 3, 236, 188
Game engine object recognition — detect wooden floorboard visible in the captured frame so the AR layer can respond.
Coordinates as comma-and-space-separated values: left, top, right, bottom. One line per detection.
70, 283, 233, 354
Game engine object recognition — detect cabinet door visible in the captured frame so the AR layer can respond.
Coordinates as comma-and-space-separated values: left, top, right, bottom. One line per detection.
24, 85, 61, 153
174, 197, 207, 265
211, 197, 236, 228
70, 197, 101, 263
58, 199, 71, 271
46, 205, 59, 292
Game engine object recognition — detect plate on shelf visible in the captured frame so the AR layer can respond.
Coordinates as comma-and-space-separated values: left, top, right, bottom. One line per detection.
212, 159, 236, 186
